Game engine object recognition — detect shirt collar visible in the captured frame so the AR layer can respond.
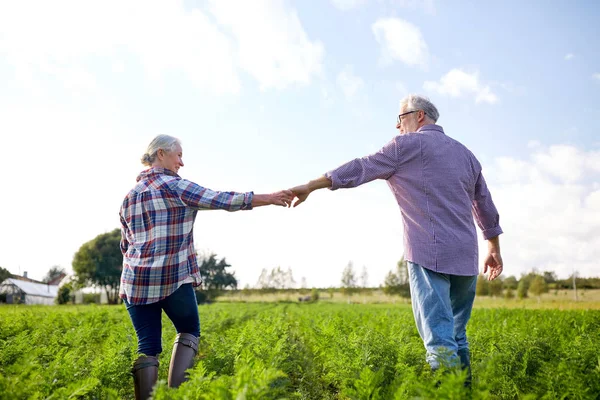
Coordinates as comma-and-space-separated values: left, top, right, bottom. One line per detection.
136, 167, 180, 182
417, 124, 444, 133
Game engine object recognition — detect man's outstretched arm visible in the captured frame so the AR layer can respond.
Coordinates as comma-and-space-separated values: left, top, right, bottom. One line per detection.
290, 176, 332, 207
290, 138, 400, 207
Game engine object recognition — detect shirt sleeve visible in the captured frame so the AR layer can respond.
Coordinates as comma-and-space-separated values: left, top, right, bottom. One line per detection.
472, 171, 503, 239
119, 224, 129, 255
325, 138, 399, 190
119, 201, 129, 255
177, 179, 253, 211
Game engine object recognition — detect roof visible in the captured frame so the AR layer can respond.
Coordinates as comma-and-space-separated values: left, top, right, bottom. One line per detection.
47, 273, 68, 286
0, 278, 59, 298
10, 275, 44, 284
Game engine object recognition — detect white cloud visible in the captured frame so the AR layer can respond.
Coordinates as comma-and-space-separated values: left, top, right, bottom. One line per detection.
208, 0, 325, 90
372, 18, 429, 68
484, 144, 600, 279
423, 69, 498, 104
331, 0, 435, 13
564, 53, 574, 61
336, 65, 364, 100
0, 1, 240, 95
330, 0, 366, 11
0, 0, 323, 95
531, 145, 600, 183
393, 0, 436, 14
593, 73, 600, 82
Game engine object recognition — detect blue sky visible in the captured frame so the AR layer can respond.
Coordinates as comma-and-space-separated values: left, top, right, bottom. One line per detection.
0, 0, 599, 288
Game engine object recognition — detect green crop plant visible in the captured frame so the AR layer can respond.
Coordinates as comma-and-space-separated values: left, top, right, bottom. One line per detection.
1, 303, 599, 399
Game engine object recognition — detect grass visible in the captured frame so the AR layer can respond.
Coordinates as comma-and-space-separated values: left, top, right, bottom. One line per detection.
1, 302, 599, 399
217, 289, 600, 309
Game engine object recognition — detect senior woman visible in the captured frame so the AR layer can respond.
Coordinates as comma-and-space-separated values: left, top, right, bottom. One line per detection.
119, 134, 293, 399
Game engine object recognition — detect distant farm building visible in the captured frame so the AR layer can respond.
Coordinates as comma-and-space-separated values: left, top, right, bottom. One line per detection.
0, 278, 59, 305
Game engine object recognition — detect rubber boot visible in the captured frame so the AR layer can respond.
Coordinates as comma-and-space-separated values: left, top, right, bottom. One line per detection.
168, 333, 198, 388
458, 348, 472, 388
131, 355, 159, 400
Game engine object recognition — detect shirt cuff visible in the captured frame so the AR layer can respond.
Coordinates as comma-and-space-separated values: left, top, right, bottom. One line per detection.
324, 171, 339, 190
242, 191, 254, 210
482, 226, 503, 240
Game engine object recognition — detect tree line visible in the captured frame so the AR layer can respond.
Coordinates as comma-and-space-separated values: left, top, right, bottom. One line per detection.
2, 228, 599, 305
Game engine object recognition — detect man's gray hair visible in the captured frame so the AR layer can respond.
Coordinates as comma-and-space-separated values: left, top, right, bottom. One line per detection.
141, 134, 181, 166
401, 94, 439, 123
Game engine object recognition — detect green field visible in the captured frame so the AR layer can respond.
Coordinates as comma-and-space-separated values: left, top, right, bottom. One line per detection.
218, 289, 600, 310
1, 303, 599, 399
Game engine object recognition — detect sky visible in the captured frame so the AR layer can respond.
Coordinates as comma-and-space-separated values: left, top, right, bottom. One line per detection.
1, 0, 599, 288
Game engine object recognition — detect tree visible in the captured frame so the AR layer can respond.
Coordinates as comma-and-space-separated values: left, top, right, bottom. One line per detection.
529, 275, 548, 302
360, 266, 369, 288
503, 276, 518, 290
310, 288, 320, 302
571, 270, 578, 301
56, 282, 74, 305
284, 267, 296, 289
504, 287, 515, 299
489, 278, 503, 297
255, 266, 294, 291
382, 257, 410, 298
383, 271, 401, 295
396, 257, 409, 286
256, 268, 272, 291
300, 277, 308, 294
199, 253, 237, 292
517, 279, 529, 299
341, 262, 357, 300
43, 265, 66, 284
0, 266, 11, 284
270, 267, 287, 289
72, 229, 122, 304
542, 271, 557, 284
476, 275, 490, 296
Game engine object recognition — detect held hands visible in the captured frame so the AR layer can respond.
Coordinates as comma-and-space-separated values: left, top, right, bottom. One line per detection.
289, 184, 311, 208
262, 183, 311, 208
288, 176, 331, 207
269, 190, 295, 207
253, 190, 294, 208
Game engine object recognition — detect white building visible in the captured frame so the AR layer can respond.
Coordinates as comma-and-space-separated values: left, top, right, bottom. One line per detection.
0, 278, 59, 305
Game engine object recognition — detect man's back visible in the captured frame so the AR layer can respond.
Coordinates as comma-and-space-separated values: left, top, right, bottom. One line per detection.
326, 124, 502, 276
388, 125, 490, 275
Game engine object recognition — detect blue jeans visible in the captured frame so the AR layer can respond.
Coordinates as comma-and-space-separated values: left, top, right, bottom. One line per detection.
407, 262, 477, 370
124, 283, 200, 357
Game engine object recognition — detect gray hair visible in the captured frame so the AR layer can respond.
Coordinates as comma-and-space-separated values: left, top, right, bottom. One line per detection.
141, 134, 181, 166
400, 94, 439, 123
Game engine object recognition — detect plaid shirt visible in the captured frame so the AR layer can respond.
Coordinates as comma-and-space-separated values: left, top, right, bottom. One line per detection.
119, 167, 253, 305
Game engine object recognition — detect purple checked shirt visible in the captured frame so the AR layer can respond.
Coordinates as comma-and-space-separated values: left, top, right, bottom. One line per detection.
326, 124, 502, 276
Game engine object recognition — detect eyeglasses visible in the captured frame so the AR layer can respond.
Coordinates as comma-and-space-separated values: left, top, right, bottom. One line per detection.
397, 110, 419, 124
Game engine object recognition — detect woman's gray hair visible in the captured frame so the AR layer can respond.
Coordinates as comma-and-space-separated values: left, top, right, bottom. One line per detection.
400, 94, 439, 123
141, 134, 181, 166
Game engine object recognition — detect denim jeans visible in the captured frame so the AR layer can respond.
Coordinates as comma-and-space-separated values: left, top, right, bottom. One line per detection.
407, 262, 477, 370
124, 283, 200, 357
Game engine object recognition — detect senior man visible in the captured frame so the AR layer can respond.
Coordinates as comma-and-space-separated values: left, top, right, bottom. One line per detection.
290, 94, 503, 386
